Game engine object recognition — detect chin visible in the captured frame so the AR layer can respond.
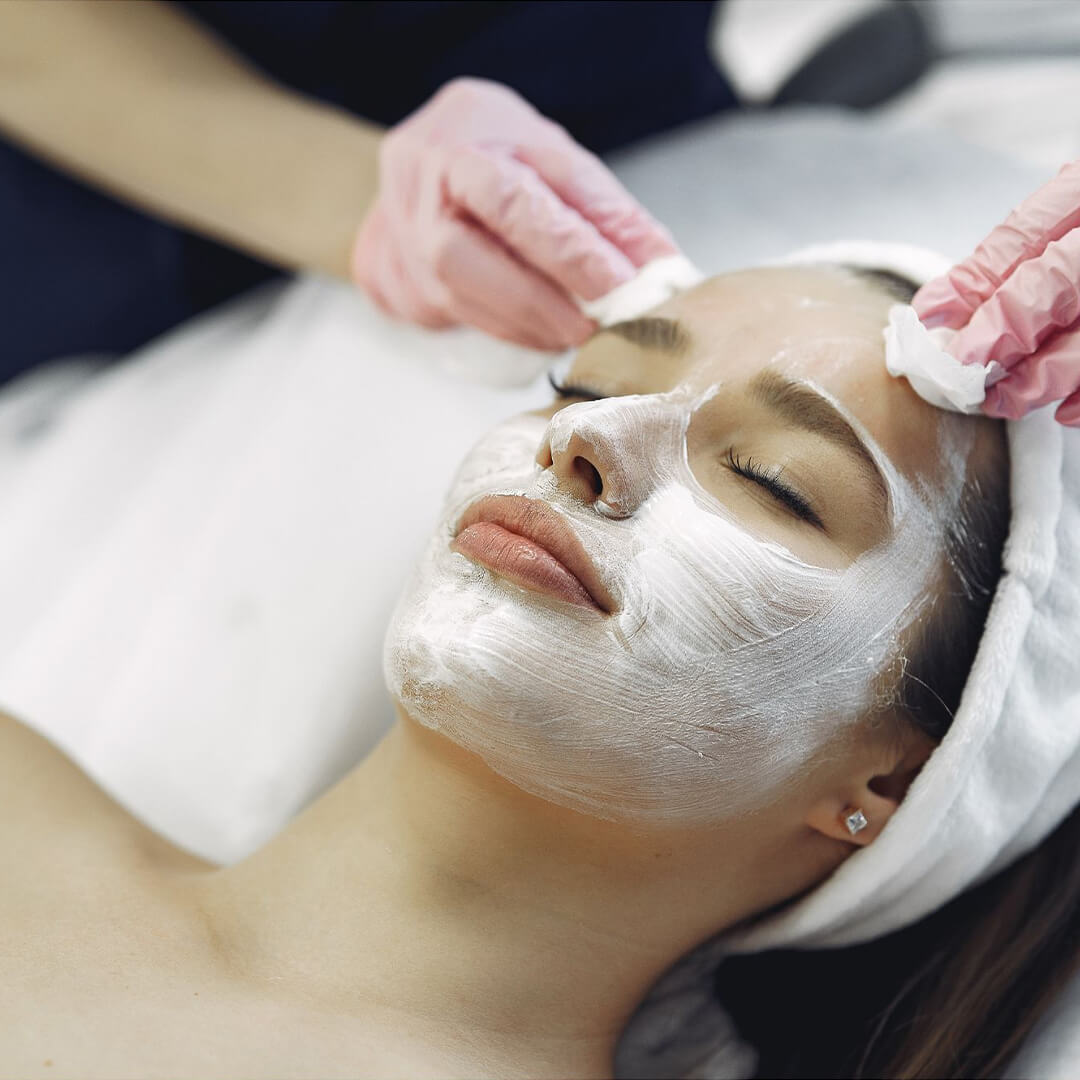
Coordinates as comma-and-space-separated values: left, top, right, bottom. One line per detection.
380, 534, 796, 827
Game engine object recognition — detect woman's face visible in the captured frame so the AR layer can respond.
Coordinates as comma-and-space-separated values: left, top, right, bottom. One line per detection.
384, 267, 974, 827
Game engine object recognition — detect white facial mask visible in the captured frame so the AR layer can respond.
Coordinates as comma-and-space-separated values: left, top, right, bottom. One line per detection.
383, 382, 971, 826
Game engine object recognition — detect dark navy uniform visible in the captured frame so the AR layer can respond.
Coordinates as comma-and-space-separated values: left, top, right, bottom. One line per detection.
0, 1, 735, 383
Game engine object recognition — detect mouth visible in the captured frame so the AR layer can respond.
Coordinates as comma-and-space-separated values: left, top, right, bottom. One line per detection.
451, 495, 616, 614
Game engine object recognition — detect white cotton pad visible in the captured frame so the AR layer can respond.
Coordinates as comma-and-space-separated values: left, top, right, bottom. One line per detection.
884, 304, 998, 415
580, 254, 705, 326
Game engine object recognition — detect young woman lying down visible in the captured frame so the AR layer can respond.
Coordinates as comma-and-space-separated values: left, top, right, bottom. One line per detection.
3, 260, 1078, 1080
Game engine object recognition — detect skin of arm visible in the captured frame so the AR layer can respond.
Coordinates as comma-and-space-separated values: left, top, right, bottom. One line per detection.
0, 0, 381, 279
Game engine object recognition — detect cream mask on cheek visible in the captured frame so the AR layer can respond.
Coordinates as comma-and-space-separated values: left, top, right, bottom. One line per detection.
383, 384, 971, 825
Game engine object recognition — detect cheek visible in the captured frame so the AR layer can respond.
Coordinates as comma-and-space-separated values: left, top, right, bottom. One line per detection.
441, 414, 548, 515
624, 479, 939, 756
628, 491, 834, 661
625, 487, 903, 725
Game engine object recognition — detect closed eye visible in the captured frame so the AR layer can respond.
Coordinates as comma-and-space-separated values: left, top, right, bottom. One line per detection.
548, 371, 605, 401
550, 373, 825, 531
725, 449, 825, 530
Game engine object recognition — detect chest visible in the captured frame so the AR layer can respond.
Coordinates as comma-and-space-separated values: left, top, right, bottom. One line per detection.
0, 914, 427, 1080
0, 714, 415, 1078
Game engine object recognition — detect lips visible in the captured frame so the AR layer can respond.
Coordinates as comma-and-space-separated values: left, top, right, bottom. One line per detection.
451, 495, 615, 613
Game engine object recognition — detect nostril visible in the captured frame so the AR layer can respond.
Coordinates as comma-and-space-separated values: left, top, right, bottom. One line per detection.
572, 456, 603, 497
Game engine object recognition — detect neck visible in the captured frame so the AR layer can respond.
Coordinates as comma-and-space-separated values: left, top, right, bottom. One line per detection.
188, 709, 806, 1076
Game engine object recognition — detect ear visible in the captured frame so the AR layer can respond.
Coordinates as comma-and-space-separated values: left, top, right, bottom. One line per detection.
805, 725, 937, 848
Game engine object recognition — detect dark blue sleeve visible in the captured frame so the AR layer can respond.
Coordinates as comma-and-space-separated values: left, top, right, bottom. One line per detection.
0, 137, 278, 383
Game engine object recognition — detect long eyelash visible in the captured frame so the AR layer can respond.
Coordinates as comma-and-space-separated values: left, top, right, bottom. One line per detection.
725, 449, 824, 529
547, 371, 604, 400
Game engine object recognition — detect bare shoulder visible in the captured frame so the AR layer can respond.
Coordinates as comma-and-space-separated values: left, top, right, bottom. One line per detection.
0, 708, 213, 874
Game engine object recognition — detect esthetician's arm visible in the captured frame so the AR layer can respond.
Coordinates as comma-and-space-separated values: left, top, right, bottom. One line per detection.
0, 0, 379, 278
0, 2, 678, 350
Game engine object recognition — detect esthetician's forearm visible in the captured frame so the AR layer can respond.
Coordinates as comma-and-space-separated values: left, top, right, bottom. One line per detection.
0, 0, 381, 278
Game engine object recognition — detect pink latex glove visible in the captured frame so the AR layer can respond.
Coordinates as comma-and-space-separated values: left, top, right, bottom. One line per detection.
913, 160, 1080, 426
349, 78, 679, 351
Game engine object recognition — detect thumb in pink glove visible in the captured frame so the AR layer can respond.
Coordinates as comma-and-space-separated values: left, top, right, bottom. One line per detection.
350, 78, 679, 352
913, 160, 1080, 426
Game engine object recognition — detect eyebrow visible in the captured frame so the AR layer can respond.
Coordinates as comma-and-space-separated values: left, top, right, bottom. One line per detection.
596, 316, 691, 356
748, 370, 890, 519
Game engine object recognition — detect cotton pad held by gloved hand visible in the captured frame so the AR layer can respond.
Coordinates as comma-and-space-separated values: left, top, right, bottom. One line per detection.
580, 254, 705, 327
884, 303, 1000, 414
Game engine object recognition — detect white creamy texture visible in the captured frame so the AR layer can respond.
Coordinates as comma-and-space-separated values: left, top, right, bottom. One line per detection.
383, 378, 973, 825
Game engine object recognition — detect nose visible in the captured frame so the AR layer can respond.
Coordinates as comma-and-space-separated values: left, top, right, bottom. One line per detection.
536, 426, 606, 506
535, 398, 668, 517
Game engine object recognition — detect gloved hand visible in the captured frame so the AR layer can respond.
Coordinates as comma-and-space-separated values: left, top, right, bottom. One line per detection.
350, 78, 679, 351
913, 160, 1080, 426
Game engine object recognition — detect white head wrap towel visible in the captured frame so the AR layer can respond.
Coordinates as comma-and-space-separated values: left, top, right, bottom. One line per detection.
613, 245, 1080, 1079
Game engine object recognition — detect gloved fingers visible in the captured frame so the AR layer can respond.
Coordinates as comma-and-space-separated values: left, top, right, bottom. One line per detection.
914, 160, 1080, 329
947, 227, 1080, 370
1055, 387, 1080, 426
352, 205, 455, 329
442, 291, 557, 352
350, 208, 401, 319
445, 147, 639, 302
517, 137, 679, 269
432, 217, 596, 349
357, 268, 395, 321
981, 321, 1080, 420
380, 243, 457, 330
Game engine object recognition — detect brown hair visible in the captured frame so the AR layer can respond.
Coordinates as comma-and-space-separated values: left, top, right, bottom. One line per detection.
712, 271, 1080, 1078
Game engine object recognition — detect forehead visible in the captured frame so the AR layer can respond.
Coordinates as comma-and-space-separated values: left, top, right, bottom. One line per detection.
596, 266, 947, 485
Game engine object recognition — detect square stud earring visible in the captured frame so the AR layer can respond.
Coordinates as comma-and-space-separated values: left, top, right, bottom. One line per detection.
842, 806, 869, 836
